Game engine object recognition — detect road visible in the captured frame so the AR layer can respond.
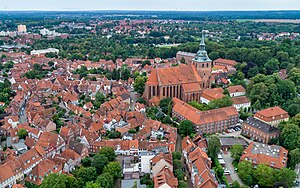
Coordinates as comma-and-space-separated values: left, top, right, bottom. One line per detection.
19, 100, 27, 123
295, 164, 300, 188
129, 90, 139, 111
221, 151, 243, 185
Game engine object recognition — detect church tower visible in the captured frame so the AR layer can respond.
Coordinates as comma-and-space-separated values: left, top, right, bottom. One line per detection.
191, 30, 212, 88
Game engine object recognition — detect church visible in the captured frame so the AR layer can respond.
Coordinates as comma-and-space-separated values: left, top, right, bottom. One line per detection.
144, 30, 212, 104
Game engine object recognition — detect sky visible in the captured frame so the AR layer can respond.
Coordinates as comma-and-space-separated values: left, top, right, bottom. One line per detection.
1, 0, 300, 11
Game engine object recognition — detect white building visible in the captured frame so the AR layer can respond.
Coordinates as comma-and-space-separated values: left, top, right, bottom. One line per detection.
139, 151, 155, 173
231, 96, 251, 111
227, 85, 246, 97
30, 48, 59, 56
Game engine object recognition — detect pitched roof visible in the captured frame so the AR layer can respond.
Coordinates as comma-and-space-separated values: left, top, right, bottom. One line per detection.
147, 64, 202, 85
231, 96, 250, 104
26, 159, 62, 185
227, 85, 245, 94
201, 88, 224, 101
151, 152, 173, 166
214, 58, 237, 66
154, 167, 178, 188
254, 106, 289, 122
172, 98, 238, 126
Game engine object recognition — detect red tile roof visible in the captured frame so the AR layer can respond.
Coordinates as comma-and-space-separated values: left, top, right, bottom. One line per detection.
227, 85, 245, 94
254, 106, 289, 123
201, 88, 224, 101
147, 64, 202, 86
154, 167, 178, 188
214, 58, 237, 66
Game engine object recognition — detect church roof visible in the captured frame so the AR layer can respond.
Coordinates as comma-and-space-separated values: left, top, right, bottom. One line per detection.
147, 64, 202, 85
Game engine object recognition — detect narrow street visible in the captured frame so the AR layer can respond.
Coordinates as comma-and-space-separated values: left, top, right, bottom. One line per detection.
129, 89, 139, 111
176, 134, 193, 188
19, 100, 27, 123
221, 151, 243, 185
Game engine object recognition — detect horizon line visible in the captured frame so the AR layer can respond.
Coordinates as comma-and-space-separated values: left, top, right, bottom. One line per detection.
1, 9, 300, 12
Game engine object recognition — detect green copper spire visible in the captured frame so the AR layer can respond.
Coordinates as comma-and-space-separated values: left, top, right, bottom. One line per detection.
200, 30, 206, 51
193, 30, 211, 62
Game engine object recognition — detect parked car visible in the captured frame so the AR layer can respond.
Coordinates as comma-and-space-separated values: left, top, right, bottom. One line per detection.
224, 169, 231, 175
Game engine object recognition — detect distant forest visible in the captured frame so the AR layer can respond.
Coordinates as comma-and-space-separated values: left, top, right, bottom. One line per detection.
1, 10, 300, 21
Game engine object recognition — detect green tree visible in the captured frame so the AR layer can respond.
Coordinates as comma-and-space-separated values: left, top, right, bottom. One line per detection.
265, 58, 280, 74
254, 164, 274, 187
230, 144, 244, 161
238, 161, 254, 186
132, 181, 138, 188
177, 120, 195, 137
17, 128, 28, 139
289, 148, 300, 169
178, 180, 189, 188
281, 123, 300, 150
173, 159, 182, 170
82, 157, 92, 167
172, 152, 182, 160
96, 172, 114, 188
120, 64, 131, 80
95, 92, 105, 104
142, 60, 151, 67
159, 97, 172, 115
133, 71, 140, 79
208, 96, 233, 109
98, 147, 116, 162
133, 76, 147, 95
274, 167, 297, 187
230, 181, 241, 188
91, 154, 109, 174
174, 169, 184, 180
73, 167, 97, 187
85, 182, 101, 188
207, 136, 221, 159
41, 174, 79, 188
103, 162, 122, 178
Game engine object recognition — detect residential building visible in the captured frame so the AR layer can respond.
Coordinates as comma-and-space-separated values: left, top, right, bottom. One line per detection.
254, 106, 289, 127
182, 137, 218, 188
153, 167, 178, 188
242, 117, 280, 144
227, 85, 245, 97
213, 58, 237, 68
231, 96, 251, 111
25, 159, 62, 186
150, 152, 173, 177
200, 88, 224, 104
240, 142, 288, 169
172, 98, 239, 134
